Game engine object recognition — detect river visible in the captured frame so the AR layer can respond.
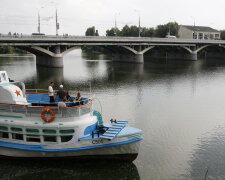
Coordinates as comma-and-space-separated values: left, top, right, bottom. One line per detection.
1, 50, 225, 179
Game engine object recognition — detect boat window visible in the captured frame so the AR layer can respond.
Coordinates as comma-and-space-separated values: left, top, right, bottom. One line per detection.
44, 136, 57, 142
43, 129, 57, 134
26, 128, 39, 133
12, 133, 23, 140
11, 127, 23, 132
59, 129, 75, 134
61, 136, 73, 142
0, 126, 8, 131
0, 132, 9, 138
26, 135, 40, 143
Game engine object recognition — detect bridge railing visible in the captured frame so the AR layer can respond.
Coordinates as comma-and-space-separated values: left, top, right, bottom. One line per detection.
0, 34, 223, 44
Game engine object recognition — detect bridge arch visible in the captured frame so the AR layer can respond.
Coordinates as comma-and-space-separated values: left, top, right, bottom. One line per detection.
120, 45, 155, 55
61, 46, 80, 56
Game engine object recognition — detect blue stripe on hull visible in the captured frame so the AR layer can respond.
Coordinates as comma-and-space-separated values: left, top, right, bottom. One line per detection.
0, 137, 142, 153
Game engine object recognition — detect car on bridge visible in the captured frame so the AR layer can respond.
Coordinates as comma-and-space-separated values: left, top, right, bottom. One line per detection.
32, 33, 45, 36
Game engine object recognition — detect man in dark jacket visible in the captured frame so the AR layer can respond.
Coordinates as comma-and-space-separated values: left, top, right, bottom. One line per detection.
56, 84, 66, 101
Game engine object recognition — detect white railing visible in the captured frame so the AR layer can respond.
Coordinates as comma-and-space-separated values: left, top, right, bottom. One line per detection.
0, 100, 93, 118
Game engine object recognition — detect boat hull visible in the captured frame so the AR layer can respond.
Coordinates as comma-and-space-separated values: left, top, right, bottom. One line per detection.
0, 140, 141, 161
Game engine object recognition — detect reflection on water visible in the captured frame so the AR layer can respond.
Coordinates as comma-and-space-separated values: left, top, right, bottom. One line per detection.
2, 51, 225, 179
183, 125, 225, 179
0, 160, 139, 180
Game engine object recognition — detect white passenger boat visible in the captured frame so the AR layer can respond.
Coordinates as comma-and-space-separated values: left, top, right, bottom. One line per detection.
0, 71, 142, 161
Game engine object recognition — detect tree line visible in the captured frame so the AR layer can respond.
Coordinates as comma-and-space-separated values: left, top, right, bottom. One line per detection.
0, 46, 27, 54
85, 23, 225, 40
85, 22, 180, 38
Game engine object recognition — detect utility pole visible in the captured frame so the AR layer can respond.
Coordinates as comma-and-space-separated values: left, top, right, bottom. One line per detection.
138, 15, 141, 37
56, 9, 59, 36
38, 13, 40, 33
37, 7, 44, 34
114, 15, 117, 36
168, 22, 171, 36
114, 13, 119, 36
135, 10, 141, 37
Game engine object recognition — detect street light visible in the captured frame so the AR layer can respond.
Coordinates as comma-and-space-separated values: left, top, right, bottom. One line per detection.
134, 10, 141, 37
191, 16, 197, 39
114, 13, 120, 36
56, 9, 60, 36
37, 7, 44, 34
167, 18, 173, 37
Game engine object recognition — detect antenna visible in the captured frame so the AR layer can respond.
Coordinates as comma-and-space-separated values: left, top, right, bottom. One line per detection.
138, 15, 141, 37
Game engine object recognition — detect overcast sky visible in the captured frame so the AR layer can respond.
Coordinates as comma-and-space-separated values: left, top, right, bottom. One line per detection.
0, 0, 225, 36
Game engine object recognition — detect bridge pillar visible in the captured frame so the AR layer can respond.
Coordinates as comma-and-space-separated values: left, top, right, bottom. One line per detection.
135, 54, 144, 63
35, 46, 63, 68
135, 46, 144, 63
188, 52, 197, 61
36, 55, 63, 68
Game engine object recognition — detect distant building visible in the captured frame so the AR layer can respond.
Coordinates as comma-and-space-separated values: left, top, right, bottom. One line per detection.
179, 25, 220, 40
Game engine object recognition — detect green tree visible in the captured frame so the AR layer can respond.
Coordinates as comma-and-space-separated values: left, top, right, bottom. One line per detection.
154, 22, 179, 37
141, 27, 155, 37
106, 27, 120, 36
83, 26, 100, 52
85, 26, 99, 36
120, 25, 130, 36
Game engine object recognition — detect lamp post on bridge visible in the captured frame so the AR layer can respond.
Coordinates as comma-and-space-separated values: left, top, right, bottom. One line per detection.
56, 9, 60, 36
37, 7, 44, 34
114, 13, 119, 36
134, 10, 141, 37
191, 16, 197, 39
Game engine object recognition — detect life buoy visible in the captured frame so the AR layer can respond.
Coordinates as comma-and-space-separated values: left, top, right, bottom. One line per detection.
41, 109, 55, 123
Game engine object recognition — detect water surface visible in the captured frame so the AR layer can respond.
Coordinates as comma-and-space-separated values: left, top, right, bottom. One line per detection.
1, 50, 225, 179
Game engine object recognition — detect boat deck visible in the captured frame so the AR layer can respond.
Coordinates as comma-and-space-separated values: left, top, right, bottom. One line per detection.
79, 123, 142, 141
27, 93, 89, 107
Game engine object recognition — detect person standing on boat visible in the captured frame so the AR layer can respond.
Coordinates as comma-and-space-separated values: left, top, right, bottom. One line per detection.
56, 84, 66, 101
48, 82, 54, 103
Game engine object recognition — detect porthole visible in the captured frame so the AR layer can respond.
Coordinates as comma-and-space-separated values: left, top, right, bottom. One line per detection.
43, 129, 56, 134
0, 126, 8, 131
59, 129, 75, 134
26, 128, 39, 133
11, 127, 22, 132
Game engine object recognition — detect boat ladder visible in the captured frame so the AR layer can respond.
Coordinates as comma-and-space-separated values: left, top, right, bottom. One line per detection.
100, 120, 128, 140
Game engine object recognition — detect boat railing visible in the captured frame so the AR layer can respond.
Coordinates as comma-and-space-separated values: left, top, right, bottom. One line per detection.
26, 89, 48, 93
0, 100, 93, 118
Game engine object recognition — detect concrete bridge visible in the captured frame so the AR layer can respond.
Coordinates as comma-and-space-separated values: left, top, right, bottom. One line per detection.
1, 34, 225, 67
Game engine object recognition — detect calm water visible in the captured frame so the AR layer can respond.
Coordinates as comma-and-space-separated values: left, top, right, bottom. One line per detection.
1, 51, 225, 179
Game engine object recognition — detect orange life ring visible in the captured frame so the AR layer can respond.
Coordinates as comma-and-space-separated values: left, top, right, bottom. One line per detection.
41, 109, 55, 123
